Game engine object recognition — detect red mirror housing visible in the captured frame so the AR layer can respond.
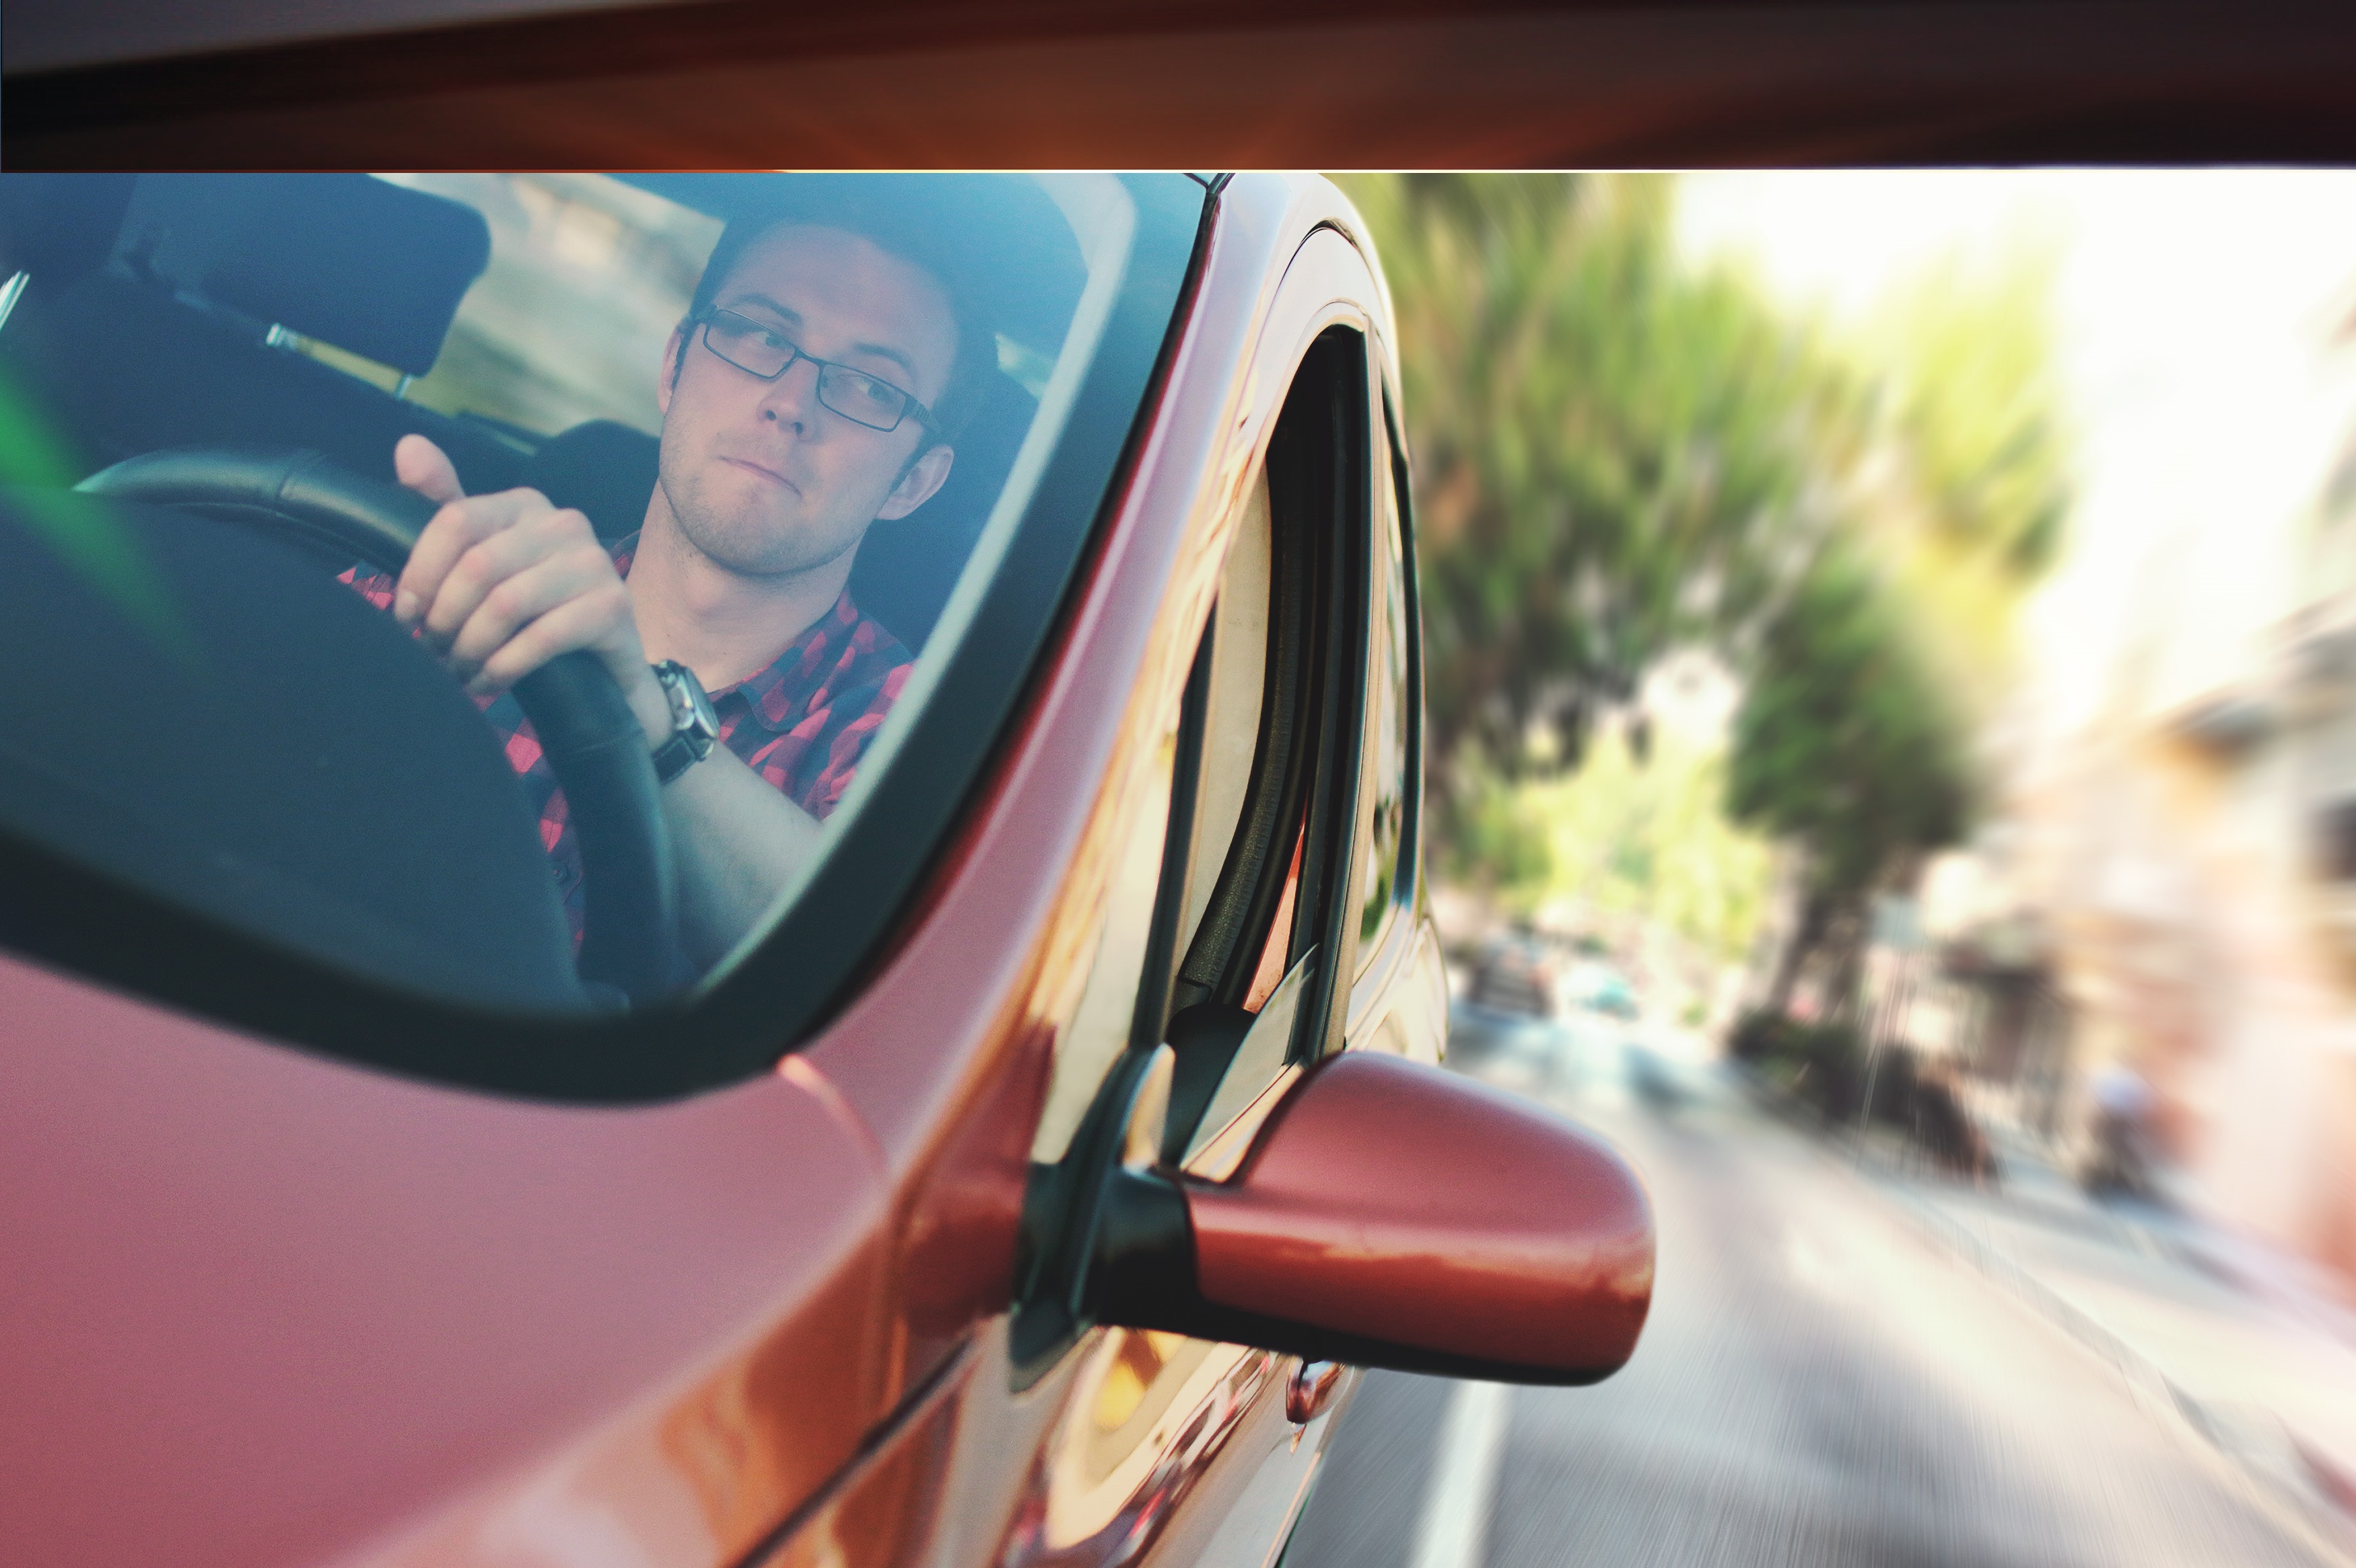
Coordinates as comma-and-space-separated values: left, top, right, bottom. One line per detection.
1090, 1052, 1655, 1384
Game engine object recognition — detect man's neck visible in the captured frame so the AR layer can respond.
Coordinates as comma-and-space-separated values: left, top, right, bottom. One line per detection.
626, 506, 858, 690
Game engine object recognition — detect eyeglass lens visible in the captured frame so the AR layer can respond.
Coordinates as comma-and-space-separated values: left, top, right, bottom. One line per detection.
701, 312, 913, 432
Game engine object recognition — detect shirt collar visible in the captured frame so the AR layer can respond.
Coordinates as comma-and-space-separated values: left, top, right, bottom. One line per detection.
610, 532, 871, 736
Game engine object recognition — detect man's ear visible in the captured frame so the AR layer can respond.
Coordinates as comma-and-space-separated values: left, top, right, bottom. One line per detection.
656, 325, 687, 415
877, 443, 955, 521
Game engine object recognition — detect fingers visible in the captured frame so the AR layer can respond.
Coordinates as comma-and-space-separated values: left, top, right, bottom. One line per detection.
389, 476, 644, 697
396, 486, 557, 629
442, 541, 633, 689
417, 501, 597, 653
465, 581, 642, 697
394, 434, 465, 507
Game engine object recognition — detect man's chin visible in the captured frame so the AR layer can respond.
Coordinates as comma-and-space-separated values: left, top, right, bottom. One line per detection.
679, 512, 852, 582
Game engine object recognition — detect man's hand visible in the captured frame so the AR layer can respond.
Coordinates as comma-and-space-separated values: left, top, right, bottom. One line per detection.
393, 434, 670, 746
394, 434, 829, 966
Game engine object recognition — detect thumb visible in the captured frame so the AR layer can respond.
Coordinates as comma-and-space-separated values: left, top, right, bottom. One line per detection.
394, 433, 466, 507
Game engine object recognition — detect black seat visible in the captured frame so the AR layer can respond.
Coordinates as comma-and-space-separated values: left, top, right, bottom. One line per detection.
0, 490, 586, 1012
0, 174, 528, 497
0, 174, 137, 285
158, 174, 490, 382
526, 367, 1041, 653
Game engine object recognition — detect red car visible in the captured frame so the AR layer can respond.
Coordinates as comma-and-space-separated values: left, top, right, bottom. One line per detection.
0, 172, 1653, 1568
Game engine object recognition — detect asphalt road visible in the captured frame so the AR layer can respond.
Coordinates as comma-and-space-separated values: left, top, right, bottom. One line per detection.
1281, 1009, 2338, 1568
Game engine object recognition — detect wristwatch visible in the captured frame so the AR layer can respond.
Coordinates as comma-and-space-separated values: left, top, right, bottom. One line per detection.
648, 660, 720, 785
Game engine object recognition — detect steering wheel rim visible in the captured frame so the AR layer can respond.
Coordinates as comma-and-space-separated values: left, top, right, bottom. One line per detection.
75, 446, 682, 1007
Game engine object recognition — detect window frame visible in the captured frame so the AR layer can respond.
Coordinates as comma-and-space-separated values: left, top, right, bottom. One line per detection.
1387, 381, 1428, 932
0, 172, 1212, 1105
1150, 322, 1374, 1067
1348, 373, 1427, 991
1010, 314, 1379, 1378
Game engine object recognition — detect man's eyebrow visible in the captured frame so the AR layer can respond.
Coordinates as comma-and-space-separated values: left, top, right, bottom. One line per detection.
725, 292, 920, 382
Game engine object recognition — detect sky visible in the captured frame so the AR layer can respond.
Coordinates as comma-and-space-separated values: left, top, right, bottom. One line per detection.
1677, 171, 2356, 761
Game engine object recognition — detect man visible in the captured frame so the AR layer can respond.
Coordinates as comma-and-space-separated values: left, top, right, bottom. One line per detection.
352, 205, 988, 969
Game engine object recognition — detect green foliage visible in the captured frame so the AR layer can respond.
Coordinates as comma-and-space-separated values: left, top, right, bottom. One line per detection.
1726, 540, 1972, 904
1868, 255, 2071, 583
1717, 250, 2066, 1010
1342, 172, 2071, 1011
1339, 172, 1857, 785
1454, 721, 1775, 968
1843, 252, 2074, 721
1727, 1007, 1800, 1063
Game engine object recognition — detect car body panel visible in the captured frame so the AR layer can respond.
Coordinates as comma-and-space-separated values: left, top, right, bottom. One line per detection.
0, 953, 888, 1568
720, 174, 1408, 1568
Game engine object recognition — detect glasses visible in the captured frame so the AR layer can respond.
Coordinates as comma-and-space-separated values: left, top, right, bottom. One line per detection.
694, 308, 936, 434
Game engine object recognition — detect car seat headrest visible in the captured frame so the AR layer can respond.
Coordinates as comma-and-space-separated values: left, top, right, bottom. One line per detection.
0, 174, 137, 289
123, 175, 490, 378
529, 421, 661, 548
848, 367, 1039, 649
620, 173, 1086, 367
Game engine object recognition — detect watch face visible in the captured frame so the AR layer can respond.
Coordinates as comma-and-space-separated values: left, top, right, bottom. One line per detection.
658, 662, 720, 750
683, 674, 719, 740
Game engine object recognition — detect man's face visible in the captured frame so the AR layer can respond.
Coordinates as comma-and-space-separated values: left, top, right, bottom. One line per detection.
654, 223, 958, 579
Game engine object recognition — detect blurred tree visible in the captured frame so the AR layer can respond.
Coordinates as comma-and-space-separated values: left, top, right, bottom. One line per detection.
1343, 172, 2069, 1017
1738, 252, 2070, 1010
1727, 541, 1973, 1014
1872, 255, 2070, 573
1850, 251, 2073, 716
1463, 715, 1777, 970
1338, 172, 1860, 801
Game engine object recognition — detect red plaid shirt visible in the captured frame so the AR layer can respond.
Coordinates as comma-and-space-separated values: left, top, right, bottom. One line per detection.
344, 535, 911, 945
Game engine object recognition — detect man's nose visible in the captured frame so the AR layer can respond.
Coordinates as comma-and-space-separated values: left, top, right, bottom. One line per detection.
759, 353, 824, 431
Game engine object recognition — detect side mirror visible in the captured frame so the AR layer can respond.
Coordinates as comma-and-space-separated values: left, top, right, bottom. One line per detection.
1090, 1051, 1655, 1384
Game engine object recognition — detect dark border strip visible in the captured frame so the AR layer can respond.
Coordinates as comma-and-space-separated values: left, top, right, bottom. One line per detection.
5, 0, 1841, 129
11, 3, 2356, 168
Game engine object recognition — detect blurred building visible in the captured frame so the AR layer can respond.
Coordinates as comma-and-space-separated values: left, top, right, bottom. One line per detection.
1933, 299, 2356, 1289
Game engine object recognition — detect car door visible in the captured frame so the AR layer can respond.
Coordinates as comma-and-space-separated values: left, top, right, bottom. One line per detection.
716, 190, 1433, 1568
1342, 380, 1450, 1071
992, 224, 1415, 1568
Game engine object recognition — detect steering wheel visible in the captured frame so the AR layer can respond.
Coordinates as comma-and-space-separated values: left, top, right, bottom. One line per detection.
75, 447, 682, 1006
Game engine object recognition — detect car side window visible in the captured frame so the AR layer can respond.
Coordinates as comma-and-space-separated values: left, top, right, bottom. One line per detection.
1023, 326, 1375, 1173
1024, 465, 1290, 1168
1171, 468, 1292, 1011
1154, 328, 1373, 1162
1354, 385, 1414, 974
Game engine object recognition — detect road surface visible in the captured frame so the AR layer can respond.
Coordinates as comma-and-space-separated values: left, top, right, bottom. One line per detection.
1282, 1008, 2339, 1568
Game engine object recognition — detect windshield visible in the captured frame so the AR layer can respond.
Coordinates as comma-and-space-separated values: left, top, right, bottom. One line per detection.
0, 172, 1197, 1076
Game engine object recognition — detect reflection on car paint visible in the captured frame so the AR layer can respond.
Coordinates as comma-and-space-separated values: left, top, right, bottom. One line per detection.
1002, 1330, 1278, 1567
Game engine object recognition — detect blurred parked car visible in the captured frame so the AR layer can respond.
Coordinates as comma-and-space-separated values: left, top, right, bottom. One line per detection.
0, 172, 1655, 1568
1469, 929, 1564, 1017
1565, 960, 1640, 1022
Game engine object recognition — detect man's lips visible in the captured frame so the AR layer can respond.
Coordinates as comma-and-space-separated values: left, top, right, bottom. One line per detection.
721, 455, 799, 493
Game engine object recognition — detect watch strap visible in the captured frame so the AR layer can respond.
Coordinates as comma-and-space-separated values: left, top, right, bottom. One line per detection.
649, 660, 720, 785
